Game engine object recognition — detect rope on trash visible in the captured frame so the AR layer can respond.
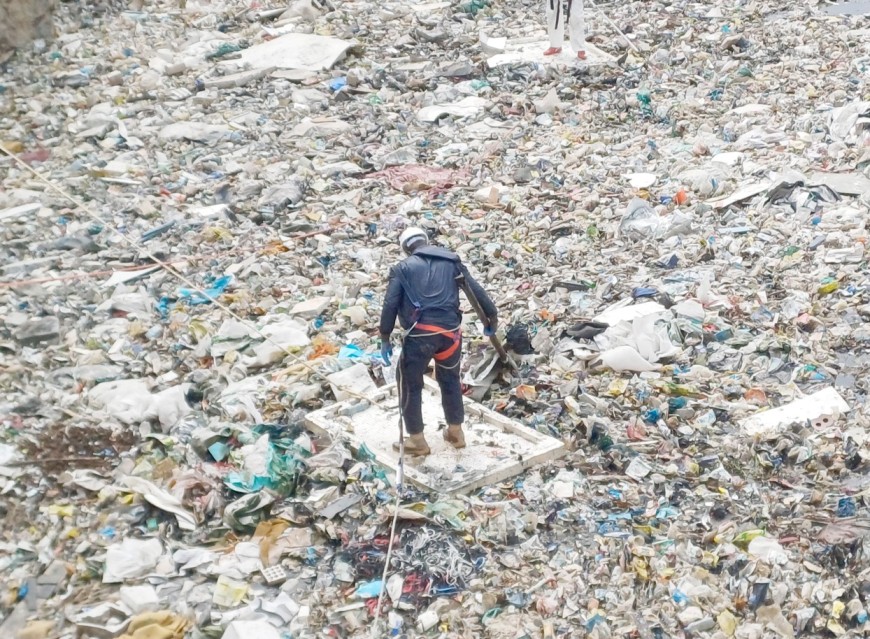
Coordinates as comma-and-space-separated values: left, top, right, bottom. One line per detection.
370, 346, 406, 637
4, 142, 411, 635
586, 0, 640, 53
0, 144, 433, 636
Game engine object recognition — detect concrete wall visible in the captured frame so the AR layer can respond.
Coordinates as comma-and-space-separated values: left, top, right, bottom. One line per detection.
0, 0, 55, 56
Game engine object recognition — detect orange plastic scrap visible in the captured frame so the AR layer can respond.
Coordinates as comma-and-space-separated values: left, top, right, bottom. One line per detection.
307, 335, 339, 360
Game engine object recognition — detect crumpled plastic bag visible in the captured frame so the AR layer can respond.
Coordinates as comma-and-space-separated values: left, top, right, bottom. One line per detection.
619, 197, 694, 240
748, 536, 789, 566
223, 490, 277, 532
594, 313, 678, 364
103, 538, 163, 584
120, 475, 198, 531
594, 346, 662, 373
88, 379, 154, 425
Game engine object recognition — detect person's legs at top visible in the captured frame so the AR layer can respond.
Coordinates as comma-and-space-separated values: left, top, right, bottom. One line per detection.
544, 0, 563, 55
567, 0, 586, 59
434, 333, 466, 448
396, 335, 438, 455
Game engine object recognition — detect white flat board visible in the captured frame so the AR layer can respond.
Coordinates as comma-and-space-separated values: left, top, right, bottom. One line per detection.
486, 39, 615, 69
741, 387, 851, 437
809, 171, 870, 196
707, 181, 770, 210
236, 33, 355, 71
305, 379, 566, 494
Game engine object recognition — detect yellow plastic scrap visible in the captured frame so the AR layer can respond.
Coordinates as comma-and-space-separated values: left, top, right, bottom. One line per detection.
656, 567, 675, 580
701, 551, 719, 568
732, 529, 765, 549
631, 556, 649, 581
117, 612, 189, 639
818, 280, 839, 296
717, 609, 737, 637
607, 379, 629, 396
203, 226, 233, 242
832, 600, 846, 619
48, 504, 74, 518
17, 620, 56, 639
1, 140, 24, 153
683, 459, 700, 476
252, 519, 290, 566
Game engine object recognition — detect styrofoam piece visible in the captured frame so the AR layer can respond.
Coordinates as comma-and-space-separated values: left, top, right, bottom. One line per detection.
326, 363, 379, 401
101, 266, 160, 288
707, 181, 770, 210
223, 620, 282, 639
0, 202, 41, 221
741, 387, 851, 437
711, 151, 745, 166
809, 171, 870, 196
480, 32, 507, 55
626, 172, 657, 189
235, 33, 355, 71
417, 96, 487, 123
305, 379, 566, 494
486, 39, 615, 68
119, 585, 159, 613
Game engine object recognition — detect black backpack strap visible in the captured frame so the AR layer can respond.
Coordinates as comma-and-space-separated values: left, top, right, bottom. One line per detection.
393, 263, 424, 324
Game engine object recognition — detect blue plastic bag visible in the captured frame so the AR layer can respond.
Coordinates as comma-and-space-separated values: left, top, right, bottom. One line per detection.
179, 275, 233, 305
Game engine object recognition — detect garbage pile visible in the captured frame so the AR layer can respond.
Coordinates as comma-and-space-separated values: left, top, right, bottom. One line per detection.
2, 0, 870, 636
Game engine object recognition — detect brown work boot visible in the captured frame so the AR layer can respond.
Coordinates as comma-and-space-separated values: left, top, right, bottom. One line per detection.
443, 424, 466, 449
393, 433, 430, 456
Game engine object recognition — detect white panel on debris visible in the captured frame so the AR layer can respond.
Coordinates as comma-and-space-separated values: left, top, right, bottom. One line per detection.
305, 379, 566, 494
485, 38, 615, 68
741, 387, 851, 437
235, 33, 355, 71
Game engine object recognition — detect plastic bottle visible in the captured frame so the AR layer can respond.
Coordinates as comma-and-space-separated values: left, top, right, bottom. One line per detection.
388, 611, 403, 636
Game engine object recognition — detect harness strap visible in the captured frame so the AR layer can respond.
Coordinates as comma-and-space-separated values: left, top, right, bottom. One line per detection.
412, 322, 461, 361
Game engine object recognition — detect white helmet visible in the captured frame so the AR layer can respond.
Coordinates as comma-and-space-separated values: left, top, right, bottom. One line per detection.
399, 226, 428, 253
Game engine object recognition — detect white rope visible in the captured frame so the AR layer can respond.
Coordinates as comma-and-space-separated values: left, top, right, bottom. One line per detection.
370, 445, 403, 636
586, 0, 640, 53
1, 143, 414, 637
370, 346, 408, 637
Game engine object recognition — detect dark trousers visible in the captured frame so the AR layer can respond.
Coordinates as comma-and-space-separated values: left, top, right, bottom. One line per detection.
399, 333, 464, 435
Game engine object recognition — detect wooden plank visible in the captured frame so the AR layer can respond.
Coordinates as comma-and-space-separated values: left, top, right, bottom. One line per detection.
304, 378, 566, 495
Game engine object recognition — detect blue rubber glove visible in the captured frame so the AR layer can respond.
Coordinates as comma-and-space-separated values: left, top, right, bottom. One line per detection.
380, 335, 393, 366
483, 317, 497, 337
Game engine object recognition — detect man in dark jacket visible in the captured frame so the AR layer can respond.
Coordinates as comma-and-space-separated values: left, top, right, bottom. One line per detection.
379, 227, 498, 456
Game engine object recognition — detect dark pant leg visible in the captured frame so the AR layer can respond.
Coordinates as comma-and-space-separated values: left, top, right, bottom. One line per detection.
434, 333, 464, 426
399, 336, 438, 435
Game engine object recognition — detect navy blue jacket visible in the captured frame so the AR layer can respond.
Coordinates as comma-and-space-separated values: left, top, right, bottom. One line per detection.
379, 246, 497, 336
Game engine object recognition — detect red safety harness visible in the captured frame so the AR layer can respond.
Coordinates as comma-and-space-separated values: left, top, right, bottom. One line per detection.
411, 323, 462, 362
